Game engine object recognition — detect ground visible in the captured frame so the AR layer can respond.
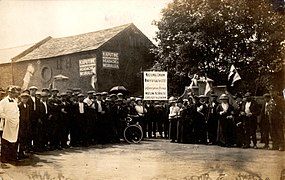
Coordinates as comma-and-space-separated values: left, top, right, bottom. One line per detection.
0, 139, 284, 180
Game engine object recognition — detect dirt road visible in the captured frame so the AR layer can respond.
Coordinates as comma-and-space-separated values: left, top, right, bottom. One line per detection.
0, 139, 284, 179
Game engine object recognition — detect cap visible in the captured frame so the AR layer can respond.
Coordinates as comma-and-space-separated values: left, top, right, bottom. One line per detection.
110, 94, 117, 98
135, 97, 142, 102
87, 90, 95, 94
219, 94, 229, 100
101, 92, 108, 96
20, 93, 30, 98
263, 93, 270, 98
130, 97, 135, 101
95, 92, 102, 96
78, 93, 85, 97
183, 99, 189, 102
51, 88, 59, 92
72, 88, 81, 92
168, 96, 176, 103
66, 90, 72, 94
29, 86, 38, 90
117, 93, 123, 96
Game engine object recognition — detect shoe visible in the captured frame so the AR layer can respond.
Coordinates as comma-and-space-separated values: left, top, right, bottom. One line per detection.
253, 145, 258, 149
279, 147, 284, 151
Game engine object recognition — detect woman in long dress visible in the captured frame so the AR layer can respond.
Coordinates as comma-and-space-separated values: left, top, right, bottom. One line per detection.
216, 94, 235, 147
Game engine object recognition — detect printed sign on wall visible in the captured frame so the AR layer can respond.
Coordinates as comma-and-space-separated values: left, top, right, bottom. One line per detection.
79, 57, 96, 76
144, 71, 168, 101
102, 51, 119, 69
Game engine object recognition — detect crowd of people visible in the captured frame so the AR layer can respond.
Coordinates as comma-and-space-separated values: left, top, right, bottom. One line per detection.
0, 85, 284, 164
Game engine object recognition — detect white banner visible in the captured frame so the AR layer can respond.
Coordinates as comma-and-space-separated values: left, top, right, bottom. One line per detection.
79, 58, 96, 76
102, 51, 119, 69
144, 71, 167, 101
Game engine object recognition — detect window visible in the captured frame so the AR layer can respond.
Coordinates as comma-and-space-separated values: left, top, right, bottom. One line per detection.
57, 59, 62, 70
66, 57, 71, 69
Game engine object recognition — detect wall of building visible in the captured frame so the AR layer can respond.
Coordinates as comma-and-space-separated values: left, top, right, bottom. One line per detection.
96, 27, 154, 95
0, 63, 12, 88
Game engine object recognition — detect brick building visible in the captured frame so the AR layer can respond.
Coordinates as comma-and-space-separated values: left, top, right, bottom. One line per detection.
0, 23, 155, 95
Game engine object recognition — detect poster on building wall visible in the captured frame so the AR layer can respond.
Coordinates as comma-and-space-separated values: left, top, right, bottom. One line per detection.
102, 51, 119, 69
79, 57, 96, 76
144, 71, 168, 100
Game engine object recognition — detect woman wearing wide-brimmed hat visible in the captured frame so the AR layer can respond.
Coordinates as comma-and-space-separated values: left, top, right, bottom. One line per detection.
216, 94, 236, 147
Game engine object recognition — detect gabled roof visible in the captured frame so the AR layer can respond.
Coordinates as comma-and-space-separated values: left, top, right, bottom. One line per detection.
16, 23, 133, 62
0, 43, 35, 64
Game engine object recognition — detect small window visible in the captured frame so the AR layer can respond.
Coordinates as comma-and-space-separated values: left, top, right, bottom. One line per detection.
57, 59, 62, 70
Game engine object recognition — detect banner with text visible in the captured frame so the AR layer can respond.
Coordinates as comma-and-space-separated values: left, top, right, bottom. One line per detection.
79, 58, 96, 76
144, 71, 168, 100
102, 51, 119, 69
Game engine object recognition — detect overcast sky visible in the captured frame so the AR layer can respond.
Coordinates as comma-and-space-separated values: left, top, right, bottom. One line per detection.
0, 0, 171, 49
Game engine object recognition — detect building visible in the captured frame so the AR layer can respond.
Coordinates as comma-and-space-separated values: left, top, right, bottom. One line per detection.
0, 23, 155, 95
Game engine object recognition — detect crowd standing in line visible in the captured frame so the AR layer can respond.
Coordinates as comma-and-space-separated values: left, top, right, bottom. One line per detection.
0, 85, 284, 164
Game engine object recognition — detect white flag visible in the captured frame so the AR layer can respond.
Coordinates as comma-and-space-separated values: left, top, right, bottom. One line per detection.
228, 65, 241, 86
204, 80, 211, 95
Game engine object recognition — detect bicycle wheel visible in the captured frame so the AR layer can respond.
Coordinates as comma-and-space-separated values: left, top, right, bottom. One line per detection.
123, 125, 143, 144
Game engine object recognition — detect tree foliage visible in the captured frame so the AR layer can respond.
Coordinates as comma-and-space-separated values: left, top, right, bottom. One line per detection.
153, 0, 285, 95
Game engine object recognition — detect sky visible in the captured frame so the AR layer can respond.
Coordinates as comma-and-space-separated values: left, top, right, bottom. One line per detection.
0, 0, 172, 49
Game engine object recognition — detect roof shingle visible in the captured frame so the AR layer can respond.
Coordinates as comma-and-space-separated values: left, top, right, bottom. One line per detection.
17, 23, 132, 62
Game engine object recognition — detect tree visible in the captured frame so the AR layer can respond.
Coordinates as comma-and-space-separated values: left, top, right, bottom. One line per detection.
153, 0, 285, 96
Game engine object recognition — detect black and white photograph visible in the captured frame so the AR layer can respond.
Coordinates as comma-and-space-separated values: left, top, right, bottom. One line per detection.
0, 0, 284, 179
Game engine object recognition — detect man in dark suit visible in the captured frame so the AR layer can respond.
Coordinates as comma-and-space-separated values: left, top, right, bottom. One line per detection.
48, 88, 62, 150
40, 92, 51, 150
18, 93, 31, 159
240, 92, 260, 149
27, 86, 43, 152
74, 94, 89, 146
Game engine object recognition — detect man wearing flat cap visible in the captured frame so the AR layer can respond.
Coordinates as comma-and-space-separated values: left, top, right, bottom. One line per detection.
48, 88, 62, 150
84, 91, 96, 144
0, 86, 20, 163
240, 92, 260, 149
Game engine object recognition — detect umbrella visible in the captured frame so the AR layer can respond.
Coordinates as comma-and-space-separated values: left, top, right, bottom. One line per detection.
109, 86, 128, 94
53, 74, 69, 81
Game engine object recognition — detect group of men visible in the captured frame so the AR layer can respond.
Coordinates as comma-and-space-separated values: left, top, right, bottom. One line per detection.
0, 85, 141, 164
168, 92, 285, 151
0, 85, 284, 164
